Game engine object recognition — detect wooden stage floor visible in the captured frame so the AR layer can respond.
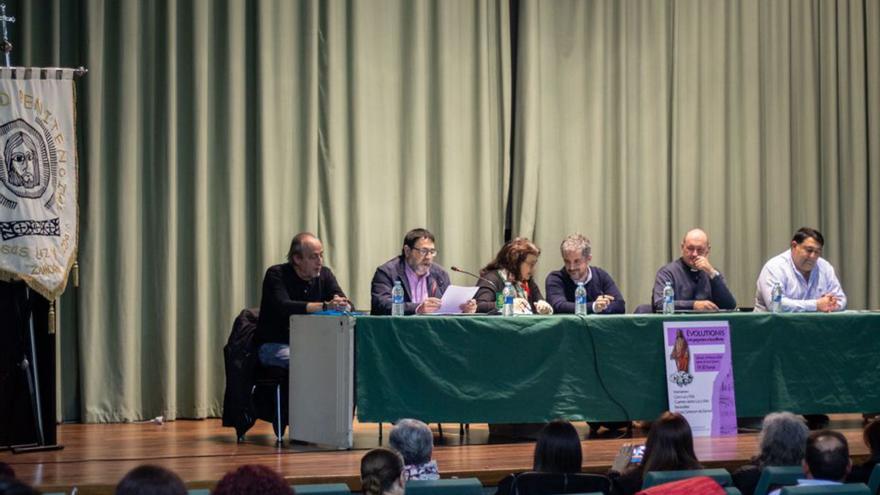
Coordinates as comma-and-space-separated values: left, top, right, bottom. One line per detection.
1, 415, 871, 495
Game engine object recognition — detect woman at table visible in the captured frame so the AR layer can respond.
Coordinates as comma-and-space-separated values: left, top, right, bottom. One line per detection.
475, 237, 553, 314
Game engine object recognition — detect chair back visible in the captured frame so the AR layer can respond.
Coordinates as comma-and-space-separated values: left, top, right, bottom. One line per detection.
868, 464, 880, 495
292, 482, 352, 494
405, 477, 484, 495
780, 483, 871, 495
753, 466, 804, 495
508, 472, 611, 495
642, 469, 732, 489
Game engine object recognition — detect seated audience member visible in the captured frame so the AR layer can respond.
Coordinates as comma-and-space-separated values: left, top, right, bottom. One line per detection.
213, 464, 292, 495
732, 412, 810, 495
609, 411, 702, 495
754, 227, 847, 312
847, 417, 880, 483
370, 228, 476, 315
545, 234, 625, 314
255, 232, 351, 368
361, 448, 406, 495
0, 479, 39, 495
475, 237, 553, 314
652, 228, 737, 312
388, 418, 439, 480
114, 465, 186, 495
494, 420, 585, 495
768, 430, 852, 495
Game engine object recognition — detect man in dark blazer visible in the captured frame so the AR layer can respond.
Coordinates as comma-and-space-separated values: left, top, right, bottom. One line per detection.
370, 228, 476, 315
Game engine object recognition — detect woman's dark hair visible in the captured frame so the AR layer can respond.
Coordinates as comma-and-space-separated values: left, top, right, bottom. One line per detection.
114, 465, 187, 495
213, 465, 291, 495
533, 420, 583, 474
641, 411, 701, 474
481, 237, 540, 281
864, 417, 880, 458
361, 447, 404, 495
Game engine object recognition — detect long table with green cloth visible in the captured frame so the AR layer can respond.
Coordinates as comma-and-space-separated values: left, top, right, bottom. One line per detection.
354, 312, 880, 423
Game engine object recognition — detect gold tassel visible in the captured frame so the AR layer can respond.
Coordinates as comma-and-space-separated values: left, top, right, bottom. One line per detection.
48, 301, 56, 335
73, 261, 80, 287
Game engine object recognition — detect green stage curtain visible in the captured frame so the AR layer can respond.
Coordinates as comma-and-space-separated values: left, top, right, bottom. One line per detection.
13, 0, 511, 422
10, 0, 878, 422
512, 0, 880, 312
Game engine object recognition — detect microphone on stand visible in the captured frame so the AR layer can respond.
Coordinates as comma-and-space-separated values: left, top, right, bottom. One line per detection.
451, 266, 498, 291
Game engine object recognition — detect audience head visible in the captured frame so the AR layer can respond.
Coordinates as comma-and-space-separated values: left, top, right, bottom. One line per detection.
680, 229, 710, 269
286, 232, 324, 280
864, 417, 880, 458
757, 411, 810, 467
389, 418, 434, 467
642, 411, 701, 473
790, 227, 824, 275
0, 479, 39, 495
0, 463, 15, 479
361, 447, 405, 495
212, 464, 291, 495
533, 420, 583, 474
804, 430, 850, 482
114, 465, 187, 495
482, 237, 541, 282
560, 234, 592, 282
401, 228, 437, 276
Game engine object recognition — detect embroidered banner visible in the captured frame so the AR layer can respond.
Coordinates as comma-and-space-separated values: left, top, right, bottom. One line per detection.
0, 68, 78, 300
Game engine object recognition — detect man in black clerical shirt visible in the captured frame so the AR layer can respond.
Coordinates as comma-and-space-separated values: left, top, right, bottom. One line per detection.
254, 232, 350, 368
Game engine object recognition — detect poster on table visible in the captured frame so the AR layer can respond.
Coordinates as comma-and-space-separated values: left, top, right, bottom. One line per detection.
663, 320, 737, 437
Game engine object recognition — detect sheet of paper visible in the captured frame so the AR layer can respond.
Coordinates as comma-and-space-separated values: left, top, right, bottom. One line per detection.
435, 285, 479, 314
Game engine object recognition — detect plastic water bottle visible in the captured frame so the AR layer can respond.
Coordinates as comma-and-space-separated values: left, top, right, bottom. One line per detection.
391, 280, 405, 316
502, 281, 515, 316
575, 282, 588, 315
770, 282, 783, 313
662, 281, 675, 315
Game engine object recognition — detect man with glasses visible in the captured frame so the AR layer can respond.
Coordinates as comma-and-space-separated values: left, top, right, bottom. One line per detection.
370, 228, 477, 315
754, 227, 846, 312
652, 228, 737, 312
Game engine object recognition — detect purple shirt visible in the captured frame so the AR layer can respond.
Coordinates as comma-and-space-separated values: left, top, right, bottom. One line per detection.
404, 263, 429, 305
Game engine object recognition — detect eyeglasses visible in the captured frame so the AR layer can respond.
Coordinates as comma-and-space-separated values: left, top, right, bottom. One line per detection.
411, 247, 437, 257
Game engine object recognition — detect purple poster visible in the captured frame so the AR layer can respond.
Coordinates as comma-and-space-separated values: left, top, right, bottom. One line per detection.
663, 321, 737, 437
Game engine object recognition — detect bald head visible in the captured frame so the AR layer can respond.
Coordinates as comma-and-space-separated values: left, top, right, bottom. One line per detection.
804, 430, 851, 482
680, 229, 711, 269
287, 232, 324, 280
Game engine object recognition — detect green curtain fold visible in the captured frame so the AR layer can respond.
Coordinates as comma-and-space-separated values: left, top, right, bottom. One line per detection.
9, 0, 878, 422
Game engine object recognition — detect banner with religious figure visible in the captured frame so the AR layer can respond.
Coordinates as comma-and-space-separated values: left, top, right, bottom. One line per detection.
0, 68, 78, 300
663, 320, 738, 437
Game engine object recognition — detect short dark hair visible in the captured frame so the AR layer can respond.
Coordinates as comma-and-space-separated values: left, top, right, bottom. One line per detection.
361, 448, 404, 495
287, 232, 316, 263
213, 465, 291, 495
114, 465, 187, 495
792, 227, 824, 247
805, 430, 850, 482
481, 237, 541, 281
533, 420, 583, 474
864, 417, 880, 457
641, 411, 702, 474
401, 228, 435, 256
